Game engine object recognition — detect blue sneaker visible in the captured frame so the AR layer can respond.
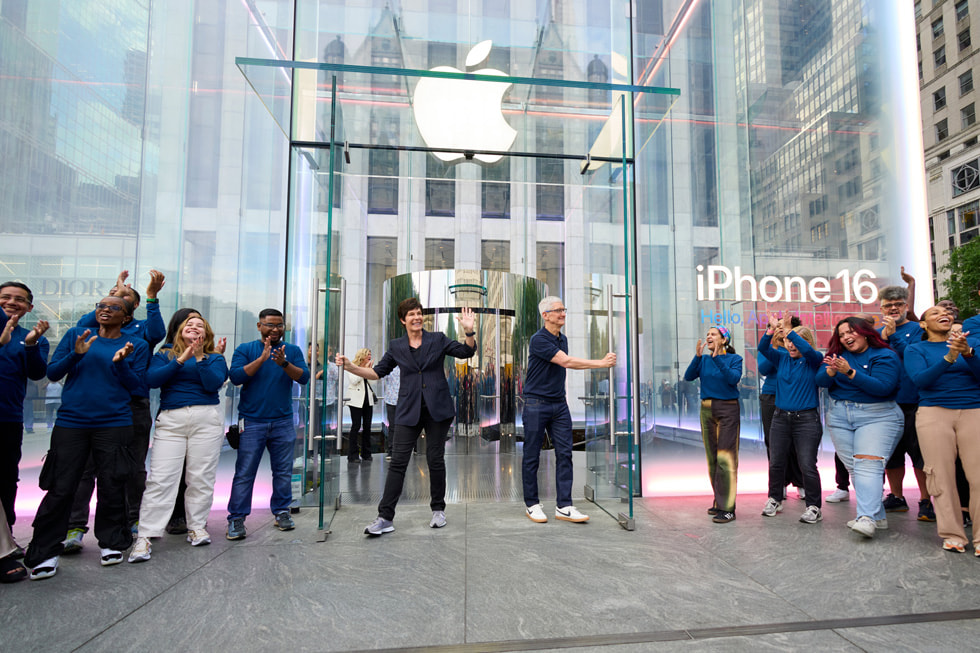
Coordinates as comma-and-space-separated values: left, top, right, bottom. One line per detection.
226, 517, 246, 540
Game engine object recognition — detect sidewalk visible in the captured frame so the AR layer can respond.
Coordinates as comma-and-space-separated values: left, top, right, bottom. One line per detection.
4, 489, 980, 652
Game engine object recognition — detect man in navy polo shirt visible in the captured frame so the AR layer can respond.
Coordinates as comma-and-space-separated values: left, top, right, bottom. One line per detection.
226, 309, 309, 540
0, 282, 50, 538
522, 296, 616, 524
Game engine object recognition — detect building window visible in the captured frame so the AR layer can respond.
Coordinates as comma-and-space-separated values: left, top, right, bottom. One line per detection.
937, 118, 949, 141
536, 242, 564, 297
425, 156, 455, 217
933, 17, 944, 39
481, 162, 510, 219
964, 103, 977, 129
961, 201, 980, 231
959, 28, 972, 51
935, 87, 947, 110
481, 240, 510, 272
961, 70, 975, 95
536, 127, 565, 220
367, 113, 400, 214
953, 160, 980, 197
810, 222, 829, 242
935, 46, 947, 68
424, 238, 454, 271
957, 0, 969, 22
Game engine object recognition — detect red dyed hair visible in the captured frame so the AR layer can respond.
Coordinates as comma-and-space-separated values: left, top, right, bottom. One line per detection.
826, 316, 891, 357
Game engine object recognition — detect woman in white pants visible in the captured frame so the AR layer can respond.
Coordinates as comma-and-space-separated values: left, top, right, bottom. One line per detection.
129, 315, 228, 562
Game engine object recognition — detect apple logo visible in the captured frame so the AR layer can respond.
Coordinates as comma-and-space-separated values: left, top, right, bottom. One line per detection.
412, 40, 517, 164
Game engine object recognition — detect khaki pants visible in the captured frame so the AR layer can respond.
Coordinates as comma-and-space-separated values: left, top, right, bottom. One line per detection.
916, 406, 980, 547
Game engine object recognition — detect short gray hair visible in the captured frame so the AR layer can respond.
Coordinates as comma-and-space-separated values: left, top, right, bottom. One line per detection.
879, 285, 908, 302
538, 296, 563, 315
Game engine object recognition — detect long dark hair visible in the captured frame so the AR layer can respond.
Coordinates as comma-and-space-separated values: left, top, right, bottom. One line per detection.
826, 316, 890, 357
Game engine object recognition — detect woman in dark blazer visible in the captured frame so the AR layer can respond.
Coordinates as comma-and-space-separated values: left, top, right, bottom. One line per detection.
338, 297, 476, 536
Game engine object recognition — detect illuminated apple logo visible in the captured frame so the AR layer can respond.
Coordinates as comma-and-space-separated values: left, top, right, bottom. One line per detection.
412, 40, 517, 164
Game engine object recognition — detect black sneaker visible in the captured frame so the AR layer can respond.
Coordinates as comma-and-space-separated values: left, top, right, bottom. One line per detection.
166, 516, 188, 535
274, 511, 295, 531
883, 493, 909, 512
712, 511, 736, 523
707, 506, 721, 516
917, 499, 936, 522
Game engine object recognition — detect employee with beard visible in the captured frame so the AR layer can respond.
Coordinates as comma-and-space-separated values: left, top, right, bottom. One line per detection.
24, 295, 148, 579
226, 309, 309, 540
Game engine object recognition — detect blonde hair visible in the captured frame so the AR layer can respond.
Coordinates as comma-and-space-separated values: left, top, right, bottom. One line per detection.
792, 326, 817, 349
167, 315, 218, 359
352, 348, 372, 366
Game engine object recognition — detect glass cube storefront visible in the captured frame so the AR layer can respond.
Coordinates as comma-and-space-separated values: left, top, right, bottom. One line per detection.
0, 1, 928, 526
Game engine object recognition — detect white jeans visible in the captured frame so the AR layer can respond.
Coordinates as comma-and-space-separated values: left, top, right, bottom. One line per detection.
138, 404, 224, 537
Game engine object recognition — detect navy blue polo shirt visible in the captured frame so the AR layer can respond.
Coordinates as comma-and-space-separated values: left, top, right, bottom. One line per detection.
524, 327, 567, 400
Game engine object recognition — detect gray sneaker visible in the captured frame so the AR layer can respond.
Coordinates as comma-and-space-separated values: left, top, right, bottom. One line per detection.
846, 516, 888, 530
274, 511, 295, 531
430, 511, 447, 528
226, 517, 246, 540
364, 516, 394, 536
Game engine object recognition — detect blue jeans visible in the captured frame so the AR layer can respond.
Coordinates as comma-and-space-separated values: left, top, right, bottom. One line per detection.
227, 418, 295, 520
522, 397, 574, 508
826, 399, 903, 521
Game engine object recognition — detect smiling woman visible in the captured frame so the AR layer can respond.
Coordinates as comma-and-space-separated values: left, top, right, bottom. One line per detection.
816, 317, 903, 539
24, 295, 150, 579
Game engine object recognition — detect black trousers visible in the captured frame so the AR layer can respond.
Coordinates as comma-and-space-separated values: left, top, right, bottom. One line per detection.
0, 421, 24, 527
68, 396, 152, 530
25, 425, 134, 567
760, 394, 804, 492
377, 404, 452, 521
348, 403, 374, 459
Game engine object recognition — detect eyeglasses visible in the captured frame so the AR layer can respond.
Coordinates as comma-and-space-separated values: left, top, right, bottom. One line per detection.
880, 302, 906, 309
259, 322, 285, 330
95, 303, 125, 312
545, 308, 567, 314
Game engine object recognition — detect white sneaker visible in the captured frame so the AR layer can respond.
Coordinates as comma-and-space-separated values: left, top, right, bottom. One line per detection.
100, 548, 124, 566
186, 529, 211, 547
799, 506, 822, 524
848, 515, 876, 538
555, 505, 590, 523
429, 511, 447, 528
826, 489, 850, 503
526, 503, 547, 523
29, 556, 59, 580
847, 517, 888, 530
128, 537, 151, 563
761, 498, 783, 517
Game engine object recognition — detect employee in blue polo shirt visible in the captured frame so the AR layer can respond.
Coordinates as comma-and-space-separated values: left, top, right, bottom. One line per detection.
0, 282, 49, 536
522, 296, 616, 525
226, 309, 309, 540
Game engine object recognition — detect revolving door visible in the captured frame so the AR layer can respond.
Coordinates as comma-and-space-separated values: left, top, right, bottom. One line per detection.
383, 270, 547, 454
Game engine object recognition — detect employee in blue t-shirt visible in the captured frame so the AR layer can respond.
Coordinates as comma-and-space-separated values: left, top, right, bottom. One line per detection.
685, 325, 743, 524
0, 282, 49, 535
522, 296, 616, 525
904, 305, 980, 554
226, 309, 309, 541
24, 295, 149, 580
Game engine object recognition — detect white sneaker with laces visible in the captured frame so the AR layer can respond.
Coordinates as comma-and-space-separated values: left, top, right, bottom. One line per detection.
847, 517, 887, 530
128, 537, 151, 563
186, 529, 211, 546
526, 503, 547, 523
761, 498, 783, 517
826, 488, 850, 503
429, 511, 447, 528
555, 505, 589, 523
799, 505, 822, 524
